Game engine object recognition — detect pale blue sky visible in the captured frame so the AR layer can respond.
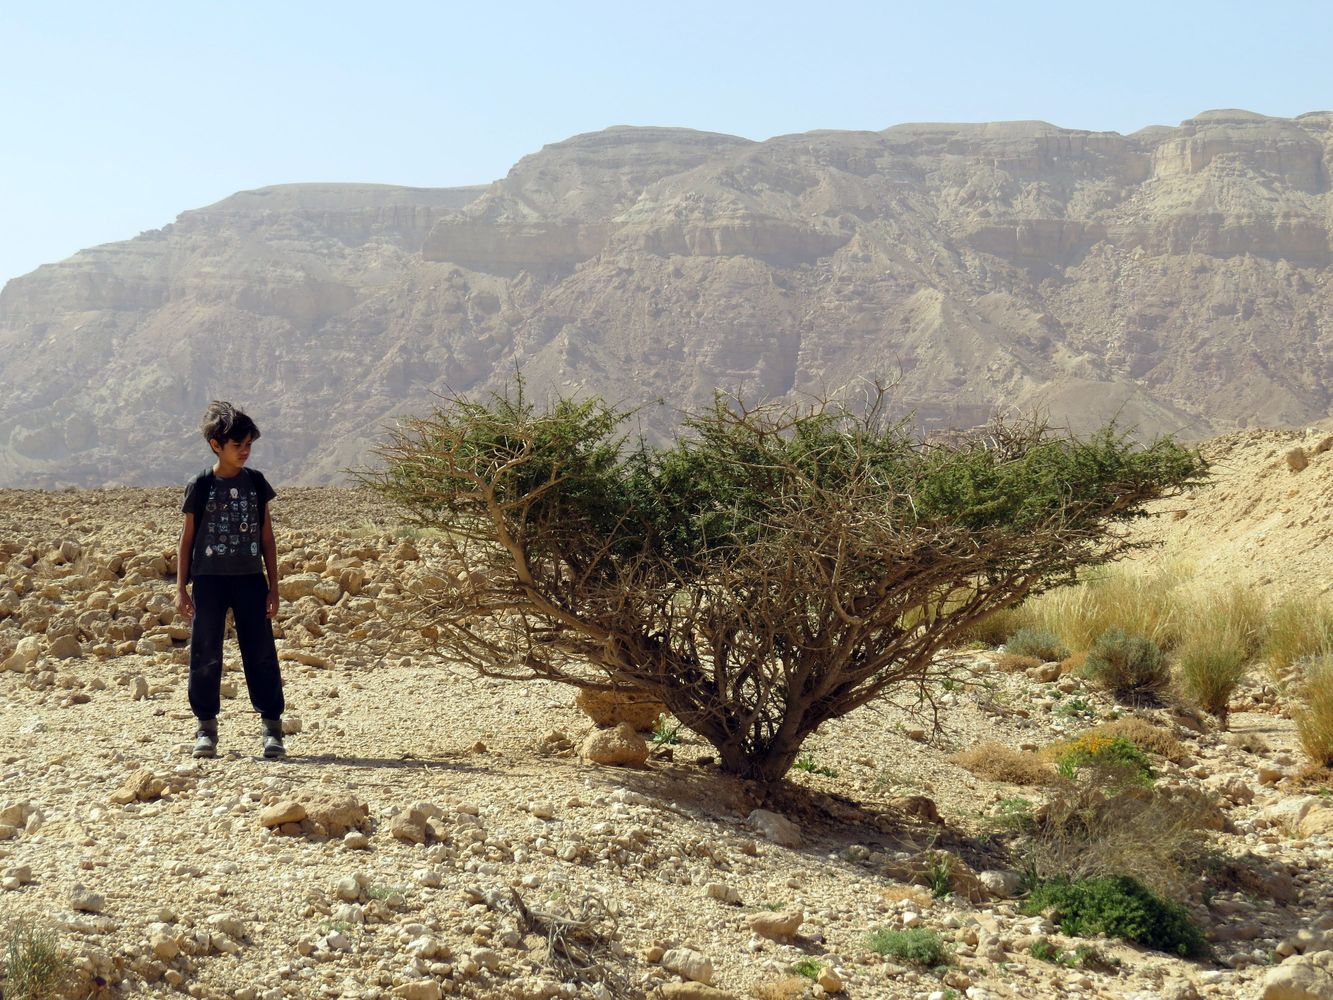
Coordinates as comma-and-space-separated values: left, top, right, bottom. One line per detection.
3, 1, 1330, 288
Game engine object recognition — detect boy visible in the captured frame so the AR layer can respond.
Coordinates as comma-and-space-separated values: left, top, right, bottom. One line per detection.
175, 401, 286, 759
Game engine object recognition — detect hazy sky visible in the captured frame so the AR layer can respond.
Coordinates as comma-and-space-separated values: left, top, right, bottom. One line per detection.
3, 1, 1330, 288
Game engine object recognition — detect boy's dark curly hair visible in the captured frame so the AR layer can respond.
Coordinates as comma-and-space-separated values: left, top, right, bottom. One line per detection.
201, 401, 261, 445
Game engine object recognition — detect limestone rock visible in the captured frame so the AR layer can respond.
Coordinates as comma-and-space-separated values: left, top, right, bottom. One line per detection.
574, 687, 668, 731
656, 985, 738, 1000
393, 984, 442, 1000
69, 884, 105, 913
1297, 808, 1333, 838
978, 869, 1024, 899
579, 722, 649, 767
258, 800, 307, 828
302, 794, 370, 837
661, 947, 713, 985
1261, 960, 1333, 1000
746, 909, 803, 940
110, 769, 167, 805
47, 634, 82, 659
746, 809, 802, 847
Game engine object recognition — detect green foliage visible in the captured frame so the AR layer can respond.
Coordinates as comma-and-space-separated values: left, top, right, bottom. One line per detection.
365, 383, 1207, 781
1006, 628, 1069, 662
1022, 876, 1208, 957
650, 714, 682, 747
793, 753, 839, 778
1053, 734, 1155, 787
1080, 627, 1168, 700
863, 927, 952, 966
1054, 696, 1096, 720
987, 797, 1037, 834
1028, 938, 1062, 963
925, 853, 955, 898
789, 958, 822, 980
4, 923, 70, 1000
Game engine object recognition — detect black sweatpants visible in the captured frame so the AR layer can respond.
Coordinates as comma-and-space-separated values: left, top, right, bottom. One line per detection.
188, 574, 284, 721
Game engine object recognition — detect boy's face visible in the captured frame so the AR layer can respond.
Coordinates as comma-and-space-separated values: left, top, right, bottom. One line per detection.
210, 435, 253, 468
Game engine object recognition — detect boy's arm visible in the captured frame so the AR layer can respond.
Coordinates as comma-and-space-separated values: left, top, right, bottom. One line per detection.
176, 514, 196, 618
261, 507, 280, 618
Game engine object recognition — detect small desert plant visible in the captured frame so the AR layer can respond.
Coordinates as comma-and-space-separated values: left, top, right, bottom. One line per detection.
1049, 733, 1155, 787
1262, 594, 1333, 680
789, 958, 822, 980
864, 927, 951, 966
4, 922, 71, 1000
1029, 938, 1063, 963
1173, 583, 1264, 724
1005, 628, 1069, 662
985, 796, 1037, 834
1080, 628, 1168, 700
792, 753, 838, 778
650, 714, 682, 747
954, 743, 1054, 785
1022, 876, 1207, 957
925, 853, 955, 898
1294, 655, 1333, 767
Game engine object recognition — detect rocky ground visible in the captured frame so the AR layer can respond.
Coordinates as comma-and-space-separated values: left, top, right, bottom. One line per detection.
1, 481, 1332, 1000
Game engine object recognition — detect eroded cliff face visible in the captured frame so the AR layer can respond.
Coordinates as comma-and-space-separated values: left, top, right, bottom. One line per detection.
1, 112, 1331, 486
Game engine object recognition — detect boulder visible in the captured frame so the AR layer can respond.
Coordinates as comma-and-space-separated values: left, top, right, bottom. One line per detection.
746, 910, 803, 940
661, 947, 713, 985
575, 687, 668, 731
580, 722, 650, 767
1261, 960, 1333, 1000
746, 808, 802, 847
258, 801, 308, 827
110, 769, 167, 805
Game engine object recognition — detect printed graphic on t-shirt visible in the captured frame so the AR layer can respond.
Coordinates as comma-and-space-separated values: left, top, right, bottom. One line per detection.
186, 470, 272, 576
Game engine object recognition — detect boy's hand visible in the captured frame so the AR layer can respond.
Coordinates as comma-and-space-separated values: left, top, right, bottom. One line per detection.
176, 589, 194, 620
266, 589, 280, 620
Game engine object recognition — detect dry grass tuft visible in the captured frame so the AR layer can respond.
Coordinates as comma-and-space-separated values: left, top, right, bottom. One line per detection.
1262, 594, 1333, 681
1087, 717, 1188, 763
956, 604, 1034, 647
751, 977, 812, 1000
880, 885, 933, 907
1059, 651, 1088, 676
1022, 563, 1187, 654
997, 653, 1042, 674
954, 743, 1055, 786
1294, 655, 1333, 767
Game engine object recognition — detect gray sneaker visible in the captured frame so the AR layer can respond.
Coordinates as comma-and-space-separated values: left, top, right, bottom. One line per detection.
193, 719, 218, 759
261, 718, 286, 759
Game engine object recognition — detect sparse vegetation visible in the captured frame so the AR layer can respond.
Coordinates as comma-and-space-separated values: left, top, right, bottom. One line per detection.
953, 743, 1054, 785
650, 713, 682, 747
1049, 733, 1155, 787
1294, 655, 1333, 767
1079, 627, 1169, 701
792, 753, 838, 778
365, 383, 1205, 781
1022, 875, 1207, 957
789, 957, 822, 980
1086, 716, 1186, 763
3, 923, 71, 1000
1005, 628, 1069, 662
925, 852, 954, 898
1262, 594, 1333, 680
1174, 584, 1264, 724
864, 927, 952, 966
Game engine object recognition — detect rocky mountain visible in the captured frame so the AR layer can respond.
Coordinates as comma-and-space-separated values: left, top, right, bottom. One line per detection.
2, 109, 1332, 486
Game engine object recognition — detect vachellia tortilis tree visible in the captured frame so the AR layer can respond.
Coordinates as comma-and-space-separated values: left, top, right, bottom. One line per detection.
362, 384, 1207, 782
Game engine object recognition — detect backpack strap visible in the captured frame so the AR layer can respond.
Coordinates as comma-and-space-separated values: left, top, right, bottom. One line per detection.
191, 468, 214, 523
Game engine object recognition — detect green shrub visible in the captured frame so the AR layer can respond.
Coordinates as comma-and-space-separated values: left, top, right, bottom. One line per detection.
1080, 627, 1168, 700
4, 923, 70, 1000
792, 752, 838, 778
1022, 876, 1207, 957
365, 383, 1206, 781
1052, 734, 1155, 786
789, 957, 822, 980
1005, 628, 1069, 662
864, 927, 951, 966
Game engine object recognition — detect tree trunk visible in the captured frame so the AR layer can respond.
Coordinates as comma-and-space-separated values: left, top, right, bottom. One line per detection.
715, 736, 803, 784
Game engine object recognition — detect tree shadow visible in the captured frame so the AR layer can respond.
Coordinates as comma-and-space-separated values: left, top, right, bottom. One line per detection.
290, 752, 489, 774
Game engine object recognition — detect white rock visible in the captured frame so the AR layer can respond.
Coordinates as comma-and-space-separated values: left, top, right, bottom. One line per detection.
705, 882, 740, 904
746, 808, 802, 847
68, 884, 105, 913
661, 946, 713, 985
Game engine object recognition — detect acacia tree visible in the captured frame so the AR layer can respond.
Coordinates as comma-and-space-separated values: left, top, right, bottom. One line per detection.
363, 385, 1206, 782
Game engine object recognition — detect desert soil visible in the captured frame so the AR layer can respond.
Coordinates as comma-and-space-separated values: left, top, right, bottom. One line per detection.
1, 447, 1332, 1000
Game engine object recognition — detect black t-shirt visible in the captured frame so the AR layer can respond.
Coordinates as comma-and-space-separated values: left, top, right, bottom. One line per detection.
182, 468, 276, 577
